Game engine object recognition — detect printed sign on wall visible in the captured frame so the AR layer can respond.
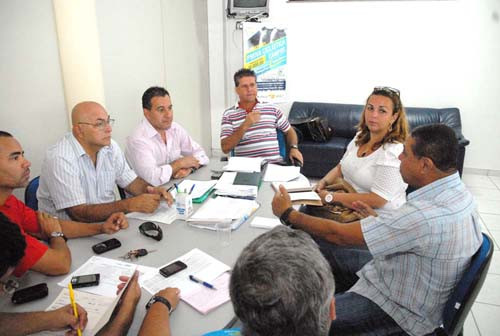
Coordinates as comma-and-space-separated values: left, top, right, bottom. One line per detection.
243, 23, 287, 103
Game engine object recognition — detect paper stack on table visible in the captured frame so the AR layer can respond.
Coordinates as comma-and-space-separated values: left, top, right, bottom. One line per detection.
223, 157, 263, 173
263, 163, 301, 182
214, 172, 258, 199
127, 202, 178, 225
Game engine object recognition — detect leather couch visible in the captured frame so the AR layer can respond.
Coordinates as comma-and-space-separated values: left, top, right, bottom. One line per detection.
289, 102, 469, 178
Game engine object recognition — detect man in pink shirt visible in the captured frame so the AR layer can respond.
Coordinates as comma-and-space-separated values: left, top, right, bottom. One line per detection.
126, 87, 209, 186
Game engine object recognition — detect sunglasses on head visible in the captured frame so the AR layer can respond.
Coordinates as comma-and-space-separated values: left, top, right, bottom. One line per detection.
373, 86, 400, 97
139, 221, 163, 241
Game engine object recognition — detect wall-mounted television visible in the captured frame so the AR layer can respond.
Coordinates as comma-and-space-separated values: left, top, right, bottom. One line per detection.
227, 0, 269, 19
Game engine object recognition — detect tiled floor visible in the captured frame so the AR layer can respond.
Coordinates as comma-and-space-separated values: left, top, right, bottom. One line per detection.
461, 173, 500, 335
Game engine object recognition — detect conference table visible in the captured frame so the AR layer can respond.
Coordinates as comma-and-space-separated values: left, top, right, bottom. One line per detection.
0, 159, 280, 335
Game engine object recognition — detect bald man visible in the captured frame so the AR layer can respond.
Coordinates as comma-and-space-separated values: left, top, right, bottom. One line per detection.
38, 101, 173, 222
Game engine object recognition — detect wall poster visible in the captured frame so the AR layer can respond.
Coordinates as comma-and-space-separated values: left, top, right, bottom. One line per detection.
243, 22, 287, 103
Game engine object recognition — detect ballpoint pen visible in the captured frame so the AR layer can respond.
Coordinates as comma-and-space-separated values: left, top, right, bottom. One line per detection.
174, 183, 179, 193
68, 283, 82, 336
189, 275, 216, 290
189, 184, 196, 195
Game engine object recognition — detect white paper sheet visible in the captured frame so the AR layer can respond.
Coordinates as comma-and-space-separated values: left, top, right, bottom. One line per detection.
271, 179, 312, 193
289, 191, 321, 202
58, 256, 136, 297
250, 216, 282, 229
127, 202, 177, 224
173, 179, 217, 199
263, 164, 301, 182
182, 272, 231, 315
223, 157, 263, 173
142, 248, 230, 296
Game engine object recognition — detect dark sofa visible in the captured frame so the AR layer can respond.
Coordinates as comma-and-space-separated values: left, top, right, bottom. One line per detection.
289, 102, 469, 178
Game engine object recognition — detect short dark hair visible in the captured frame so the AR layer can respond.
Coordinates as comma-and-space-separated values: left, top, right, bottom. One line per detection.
142, 86, 170, 110
0, 213, 26, 277
411, 124, 458, 173
234, 68, 256, 87
230, 226, 335, 336
0, 131, 13, 138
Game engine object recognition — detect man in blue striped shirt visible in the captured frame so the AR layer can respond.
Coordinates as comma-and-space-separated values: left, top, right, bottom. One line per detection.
38, 101, 173, 222
272, 124, 482, 336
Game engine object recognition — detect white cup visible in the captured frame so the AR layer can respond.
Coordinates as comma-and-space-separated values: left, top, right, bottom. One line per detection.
216, 220, 232, 246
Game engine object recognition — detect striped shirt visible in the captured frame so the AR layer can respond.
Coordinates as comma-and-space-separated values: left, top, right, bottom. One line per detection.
220, 102, 290, 162
37, 133, 137, 220
352, 172, 482, 336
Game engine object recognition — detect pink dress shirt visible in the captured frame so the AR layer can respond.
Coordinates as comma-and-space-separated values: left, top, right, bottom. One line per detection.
125, 119, 209, 186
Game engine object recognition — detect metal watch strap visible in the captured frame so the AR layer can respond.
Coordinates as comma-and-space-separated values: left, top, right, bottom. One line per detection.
146, 295, 172, 313
50, 231, 68, 242
280, 207, 295, 227
290, 144, 299, 149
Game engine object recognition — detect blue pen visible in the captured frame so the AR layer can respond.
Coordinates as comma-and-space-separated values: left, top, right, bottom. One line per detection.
189, 184, 196, 195
189, 275, 216, 290
174, 183, 179, 193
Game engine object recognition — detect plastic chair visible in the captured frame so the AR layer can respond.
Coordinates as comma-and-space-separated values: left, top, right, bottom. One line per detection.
435, 232, 494, 336
230, 129, 287, 158
24, 176, 40, 211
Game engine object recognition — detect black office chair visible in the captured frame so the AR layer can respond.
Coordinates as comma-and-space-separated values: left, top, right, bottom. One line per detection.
24, 176, 40, 211
435, 232, 494, 336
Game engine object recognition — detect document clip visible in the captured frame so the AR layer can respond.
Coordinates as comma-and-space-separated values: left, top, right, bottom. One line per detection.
139, 221, 163, 241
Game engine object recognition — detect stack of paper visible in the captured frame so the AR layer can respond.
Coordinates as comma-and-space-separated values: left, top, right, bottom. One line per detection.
271, 180, 312, 193
187, 197, 260, 230
214, 172, 258, 199
263, 163, 301, 182
223, 157, 263, 173
289, 191, 322, 206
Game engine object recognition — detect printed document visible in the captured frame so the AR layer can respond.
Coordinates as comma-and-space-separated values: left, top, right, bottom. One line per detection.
142, 248, 230, 297
182, 272, 231, 315
223, 157, 263, 173
127, 202, 177, 224
263, 164, 301, 182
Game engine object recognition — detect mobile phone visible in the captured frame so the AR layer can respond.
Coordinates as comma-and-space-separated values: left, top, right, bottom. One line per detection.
71, 274, 100, 288
11, 283, 48, 304
159, 261, 187, 278
92, 238, 121, 254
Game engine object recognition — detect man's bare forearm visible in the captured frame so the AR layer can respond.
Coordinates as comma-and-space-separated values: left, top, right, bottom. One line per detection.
221, 123, 251, 153
0, 311, 55, 335
67, 200, 131, 222
60, 219, 103, 238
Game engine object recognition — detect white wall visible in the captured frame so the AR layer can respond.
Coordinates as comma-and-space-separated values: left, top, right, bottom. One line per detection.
210, 0, 500, 171
0, 0, 68, 199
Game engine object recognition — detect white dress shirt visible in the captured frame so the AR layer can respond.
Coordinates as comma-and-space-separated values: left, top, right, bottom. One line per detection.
125, 119, 209, 186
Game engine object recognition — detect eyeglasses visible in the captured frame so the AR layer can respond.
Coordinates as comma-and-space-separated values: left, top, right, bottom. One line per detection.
139, 221, 163, 241
373, 86, 400, 97
78, 117, 115, 130
1, 279, 19, 295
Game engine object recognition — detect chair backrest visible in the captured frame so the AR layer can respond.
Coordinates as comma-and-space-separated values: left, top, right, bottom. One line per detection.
117, 185, 127, 200
441, 233, 494, 336
230, 129, 287, 159
24, 176, 40, 211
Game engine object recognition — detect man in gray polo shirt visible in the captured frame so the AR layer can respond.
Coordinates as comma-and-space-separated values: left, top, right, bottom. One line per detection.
38, 101, 173, 222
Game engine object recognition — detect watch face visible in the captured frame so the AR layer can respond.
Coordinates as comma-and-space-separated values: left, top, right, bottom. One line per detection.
325, 193, 333, 203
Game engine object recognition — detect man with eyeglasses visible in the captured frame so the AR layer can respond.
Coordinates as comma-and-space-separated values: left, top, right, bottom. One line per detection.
0, 131, 129, 276
0, 213, 88, 335
272, 124, 482, 336
37, 101, 173, 222
126, 86, 209, 186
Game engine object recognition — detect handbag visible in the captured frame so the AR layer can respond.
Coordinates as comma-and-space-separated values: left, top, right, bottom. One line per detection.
304, 178, 362, 223
291, 116, 332, 143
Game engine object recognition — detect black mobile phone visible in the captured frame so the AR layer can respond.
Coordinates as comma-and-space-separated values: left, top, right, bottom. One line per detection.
159, 261, 187, 278
92, 238, 121, 254
11, 283, 48, 304
71, 274, 100, 288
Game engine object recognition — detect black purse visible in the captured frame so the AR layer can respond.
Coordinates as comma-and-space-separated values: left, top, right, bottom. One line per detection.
291, 116, 332, 143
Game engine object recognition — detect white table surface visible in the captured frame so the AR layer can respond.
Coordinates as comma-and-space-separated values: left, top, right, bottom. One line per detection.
0, 159, 279, 336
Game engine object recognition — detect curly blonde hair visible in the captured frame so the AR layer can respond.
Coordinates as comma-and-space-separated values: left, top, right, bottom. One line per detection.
355, 88, 409, 149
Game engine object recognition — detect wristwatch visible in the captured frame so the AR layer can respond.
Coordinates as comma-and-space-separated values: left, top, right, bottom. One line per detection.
50, 231, 67, 242
146, 295, 172, 313
290, 144, 299, 150
280, 207, 295, 227
325, 192, 334, 204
